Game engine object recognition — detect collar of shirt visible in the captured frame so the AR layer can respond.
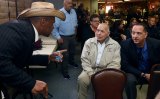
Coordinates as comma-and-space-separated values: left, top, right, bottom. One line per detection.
63, 7, 72, 14
65, 9, 71, 14
96, 37, 109, 44
32, 24, 39, 42
136, 41, 147, 52
143, 41, 147, 51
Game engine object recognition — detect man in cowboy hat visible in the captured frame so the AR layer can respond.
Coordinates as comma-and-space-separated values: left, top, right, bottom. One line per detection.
0, 1, 65, 98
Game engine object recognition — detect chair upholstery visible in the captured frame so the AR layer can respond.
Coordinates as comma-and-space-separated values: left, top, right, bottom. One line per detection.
91, 68, 126, 99
147, 64, 160, 99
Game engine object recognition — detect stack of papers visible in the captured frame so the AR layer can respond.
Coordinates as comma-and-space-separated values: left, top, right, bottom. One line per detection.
33, 35, 57, 55
40, 35, 57, 45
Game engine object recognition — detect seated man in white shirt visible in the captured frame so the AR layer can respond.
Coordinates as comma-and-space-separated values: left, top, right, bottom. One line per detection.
77, 23, 121, 99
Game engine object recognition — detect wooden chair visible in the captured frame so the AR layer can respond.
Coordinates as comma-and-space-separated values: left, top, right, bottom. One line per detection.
91, 68, 126, 99
147, 64, 160, 99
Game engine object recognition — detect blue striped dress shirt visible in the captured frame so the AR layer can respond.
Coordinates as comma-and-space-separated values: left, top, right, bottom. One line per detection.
52, 7, 78, 39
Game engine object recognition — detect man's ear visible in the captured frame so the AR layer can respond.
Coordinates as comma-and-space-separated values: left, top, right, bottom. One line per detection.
145, 32, 148, 38
90, 21, 92, 25
108, 32, 110, 35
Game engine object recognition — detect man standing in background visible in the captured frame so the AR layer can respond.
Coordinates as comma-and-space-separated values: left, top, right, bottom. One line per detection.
52, 0, 78, 79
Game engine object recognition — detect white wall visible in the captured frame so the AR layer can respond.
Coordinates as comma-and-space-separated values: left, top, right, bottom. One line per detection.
91, 0, 98, 14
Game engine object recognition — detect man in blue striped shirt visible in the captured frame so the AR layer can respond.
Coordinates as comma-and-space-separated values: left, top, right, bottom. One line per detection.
52, 0, 78, 79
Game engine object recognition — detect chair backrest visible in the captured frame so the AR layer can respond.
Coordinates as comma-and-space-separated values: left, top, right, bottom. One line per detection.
147, 64, 160, 99
91, 68, 126, 99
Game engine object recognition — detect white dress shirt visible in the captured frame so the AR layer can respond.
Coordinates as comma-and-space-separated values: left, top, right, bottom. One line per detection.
32, 24, 39, 42
96, 42, 105, 66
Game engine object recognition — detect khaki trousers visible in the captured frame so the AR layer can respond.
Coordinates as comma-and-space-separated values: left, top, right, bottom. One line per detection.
77, 71, 91, 99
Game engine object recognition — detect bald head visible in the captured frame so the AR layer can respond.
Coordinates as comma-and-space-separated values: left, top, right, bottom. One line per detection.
95, 23, 110, 43
100, 23, 110, 32
64, 0, 73, 11
64, 0, 72, 3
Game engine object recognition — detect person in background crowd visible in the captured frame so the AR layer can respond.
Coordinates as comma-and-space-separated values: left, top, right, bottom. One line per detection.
76, 3, 84, 42
99, 6, 105, 22
0, 2, 65, 98
103, 18, 114, 39
154, 1, 160, 15
78, 23, 121, 99
127, 7, 142, 27
81, 14, 100, 50
146, 16, 160, 39
125, 18, 139, 39
76, 3, 89, 42
52, 0, 78, 79
112, 20, 126, 43
108, 8, 114, 18
154, 14, 160, 30
121, 23, 160, 99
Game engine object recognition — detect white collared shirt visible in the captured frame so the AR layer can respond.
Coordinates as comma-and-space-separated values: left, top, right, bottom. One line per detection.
96, 42, 105, 66
32, 24, 39, 42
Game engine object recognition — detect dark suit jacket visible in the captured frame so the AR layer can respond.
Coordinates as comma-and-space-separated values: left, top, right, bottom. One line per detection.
121, 38, 160, 77
0, 19, 48, 92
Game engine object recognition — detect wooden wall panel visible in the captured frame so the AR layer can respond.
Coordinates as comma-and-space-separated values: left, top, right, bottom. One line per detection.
0, 0, 33, 24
